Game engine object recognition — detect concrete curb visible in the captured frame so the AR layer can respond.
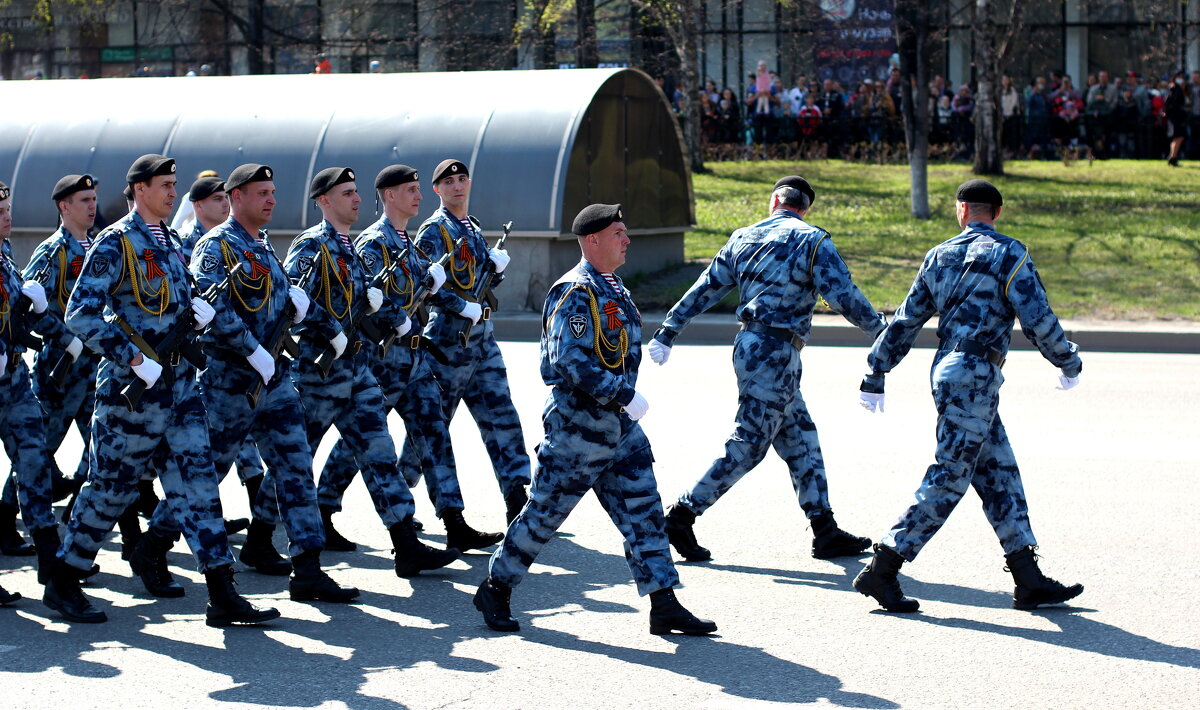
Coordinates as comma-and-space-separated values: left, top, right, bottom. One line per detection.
491, 312, 1200, 354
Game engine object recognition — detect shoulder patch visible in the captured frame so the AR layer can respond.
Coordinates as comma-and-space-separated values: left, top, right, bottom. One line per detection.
199, 252, 222, 273
361, 251, 377, 268
89, 252, 113, 277
297, 254, 314, 273
568, 313, 588, 339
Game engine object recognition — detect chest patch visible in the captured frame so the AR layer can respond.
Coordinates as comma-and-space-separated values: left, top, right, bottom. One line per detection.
568, 313, 588, 339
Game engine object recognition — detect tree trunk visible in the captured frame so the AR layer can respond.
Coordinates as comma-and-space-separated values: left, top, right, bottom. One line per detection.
641, 1, 704, 174
576, 0, 598, 68
972, 0, 1003, 174
895, 0, 931, 219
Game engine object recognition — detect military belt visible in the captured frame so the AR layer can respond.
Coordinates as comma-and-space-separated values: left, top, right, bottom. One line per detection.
947, 339, 1006, 368
562, 386, 623, 413
740, 320, 805, 351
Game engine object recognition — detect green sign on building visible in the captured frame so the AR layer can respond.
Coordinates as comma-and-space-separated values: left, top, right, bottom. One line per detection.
100, 46, 174, 63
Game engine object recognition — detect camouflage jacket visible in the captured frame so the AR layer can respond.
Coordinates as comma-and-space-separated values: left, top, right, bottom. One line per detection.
414, 206, 503, 344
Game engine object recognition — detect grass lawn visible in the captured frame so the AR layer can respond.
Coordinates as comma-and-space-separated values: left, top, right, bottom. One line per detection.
629, 159, 1199, 320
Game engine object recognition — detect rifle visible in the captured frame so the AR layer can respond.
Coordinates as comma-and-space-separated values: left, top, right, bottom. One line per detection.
311, 247, 406, 378
9, 260, 53, 351
374, 244, 456, 359
454, 221, 511, 347
118, 259, 244, 411
245, 259, 316, 409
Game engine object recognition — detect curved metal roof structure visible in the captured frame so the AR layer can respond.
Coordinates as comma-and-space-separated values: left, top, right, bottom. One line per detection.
1, 67, 693, 239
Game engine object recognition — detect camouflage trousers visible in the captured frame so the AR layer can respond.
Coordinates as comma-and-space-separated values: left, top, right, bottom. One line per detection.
882, 351, 1037, 561
60, 361, 234, 572
293, 341, 415, 527
149, 358, 324, 557
678, 331, 830, 518
402, 329, 530, 498
489, 388, 679, 596
0, 362, 56, 531
320, 344, 463, 516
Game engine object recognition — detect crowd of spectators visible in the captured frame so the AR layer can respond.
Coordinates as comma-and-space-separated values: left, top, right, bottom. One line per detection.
682, 64, 1200, 164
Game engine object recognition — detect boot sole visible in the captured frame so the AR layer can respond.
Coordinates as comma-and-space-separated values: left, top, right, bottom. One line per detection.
42, 594, 107, 623
650, 624, 718, 636
447, 536, 504, 551
853, 577, 920, 613
1014, 584, 1083, 610
289, 587, 361, 603
205, 608, 281, 627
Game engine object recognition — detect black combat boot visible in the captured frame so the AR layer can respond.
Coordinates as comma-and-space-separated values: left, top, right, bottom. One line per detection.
42, 558, 107, 623
664, 504, 712, 562
442, 508, 503, 551
504, 487, 528, 525
51, 472, 84, 503
116, 503, 143, 561
129, 528, 186, 598
389, 519, 461, 578
319, 505, 358, 552
0, 500, 34, 556
473, 577, 519, 631
239, 520, 292, 575
204, 565, 281, 627
31, 526, 62, 585
810, 511, 872, 559
0, 584, 19, 605
1005, 546, 1083, 610
288, 549, 360, 603
649, 588, 718, 636
136, 479, 159, 518
853, 544, 920, 612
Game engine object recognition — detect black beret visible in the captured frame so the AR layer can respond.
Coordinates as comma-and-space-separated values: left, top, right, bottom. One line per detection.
572, 203, 625, 236
375, 164, 419, 190
225, 163, 274, 192
52, 174, 97, 201
0, 180, 9, 202
773, 175, 816, 206
956, 179, 1003, 206
126, 153, 176, 183
309, 166, 356, 199
189, 176, 225, 202
432, 159, 469, 184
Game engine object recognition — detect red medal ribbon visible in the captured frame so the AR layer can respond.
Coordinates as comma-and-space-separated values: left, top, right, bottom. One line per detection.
70, 256, 84, 276
243, 250, 271, 278
457, 241, 473, 265
143, 249, 165, 279
0, 275, 8, 303
603, 300, 622, 330
400, 259, 410, 276
336, 256, 349, 283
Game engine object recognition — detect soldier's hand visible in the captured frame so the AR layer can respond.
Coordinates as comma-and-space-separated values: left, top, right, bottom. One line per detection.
131, 356, 163, 388
427, 263, 447, 294
489, 248, 511, 274
191, 296, 216, 330
459, 301, 483, 325
21, 280, 48, 313
330, 331, 348, 360
396, 313, 412, 337
246, 344, 275, 385
367, 286, 384, 314
288, 285, 310, 323
623, 391, 650, 421
1056, 374, 1079, 390
859, 392, 885, 413
66, 337, 84, 361
647, 338, 671, 365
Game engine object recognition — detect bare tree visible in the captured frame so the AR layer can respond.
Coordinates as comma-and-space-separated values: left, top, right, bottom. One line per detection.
895, 0, 932, 219
633, 0, 704, 173
972, 0, 1025, 175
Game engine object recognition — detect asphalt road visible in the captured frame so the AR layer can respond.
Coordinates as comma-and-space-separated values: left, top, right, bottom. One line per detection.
1, 342, 1197, 709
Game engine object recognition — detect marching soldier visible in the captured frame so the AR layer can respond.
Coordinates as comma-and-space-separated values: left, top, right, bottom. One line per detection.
647, 176, 883, 562
317, 164, 502, 552
284, 166, 459, 577
410, 159, 531, 523
47, 154, 279, 626
852, 180, 1084, 613
475, 204, 717, 636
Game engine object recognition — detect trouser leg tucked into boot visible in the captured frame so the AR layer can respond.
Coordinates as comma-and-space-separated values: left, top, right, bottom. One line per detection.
473, 576, 519, 632
319, 505, 358, 552
810, 510, 871, 559
204, 565, 281, 627
129, 528, 185, 598
1005, 546, 1083, 610
504, 487, 528, 525
136, 479, 159, 519
288, 549, 360, 603
442, 508, 503, 551
0, 500, 34, 556
389, 518, 460, 578
42, 558, 106, 623
853, 544, 920, 612
239, 520, 292, 576
649, 588, 718, 636
31, 526, 62, 585
116, 503, 143, 561
665, 504, 711, 562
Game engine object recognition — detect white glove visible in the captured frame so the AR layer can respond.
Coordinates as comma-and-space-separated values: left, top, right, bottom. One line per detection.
246, 344, 274, 385
366, 286, 383, 314
859, 392, 886, 413
489, 248, 510, 274
21, 281, 47, 313
66, 337, 84, 360
623, 391, 650, 421
0, 353, 7, 374
191, 297, 215, 330
458, 301, 483, 325
427, 262, 447, 294
330, 331, 348, 360
288, 285, 310, 324
131, 356, 163, 388
396, 314, 412, 337
647, 339, 671, 365
1056, 374, 1079, 391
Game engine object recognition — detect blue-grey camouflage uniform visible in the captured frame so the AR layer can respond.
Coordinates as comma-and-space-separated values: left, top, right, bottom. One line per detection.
488, 259, 679, 596
58, 210, 235, 573
405, 207, 531, 498
284, 219, 417, 528
654, 209, 885, 518
0, 239, 66, 533
869, 221, 1083, 561
147, 217, 324, 556
318, 215, 463, 515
